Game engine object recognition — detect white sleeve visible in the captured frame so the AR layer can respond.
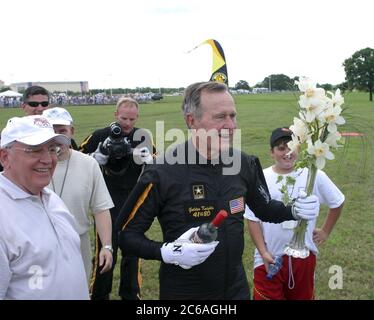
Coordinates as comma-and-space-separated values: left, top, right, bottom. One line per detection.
314, 170, 345, 208
89, 158, 114, 214
243, 204, 261, 222
0, 239, 11, 300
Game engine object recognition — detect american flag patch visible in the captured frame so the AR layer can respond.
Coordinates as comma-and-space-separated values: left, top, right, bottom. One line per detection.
229, 197, 245, 214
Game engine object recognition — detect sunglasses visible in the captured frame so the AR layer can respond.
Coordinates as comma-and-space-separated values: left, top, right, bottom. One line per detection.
27, 101, 49, 108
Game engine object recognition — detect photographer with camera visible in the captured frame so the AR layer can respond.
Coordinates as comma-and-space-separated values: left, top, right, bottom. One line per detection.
79, 97, 154, 300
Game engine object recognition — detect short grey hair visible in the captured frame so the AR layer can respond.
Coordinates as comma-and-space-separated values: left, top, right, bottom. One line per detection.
181, 81, 229, 119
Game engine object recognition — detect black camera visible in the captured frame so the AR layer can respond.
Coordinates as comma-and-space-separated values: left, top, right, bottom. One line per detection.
100, 122, 133, 159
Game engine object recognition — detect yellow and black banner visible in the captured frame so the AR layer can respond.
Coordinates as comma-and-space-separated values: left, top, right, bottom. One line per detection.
205, 39, 228, 86
189, 39, 228, 86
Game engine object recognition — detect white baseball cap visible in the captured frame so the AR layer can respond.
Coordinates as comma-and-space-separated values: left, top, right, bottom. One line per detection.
43, 107, 73, 125
0, 115, 71, 148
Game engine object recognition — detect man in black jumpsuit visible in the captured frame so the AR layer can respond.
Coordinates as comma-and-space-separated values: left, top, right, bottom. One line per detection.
80, 97, 154, 300
116, 82, 320, 300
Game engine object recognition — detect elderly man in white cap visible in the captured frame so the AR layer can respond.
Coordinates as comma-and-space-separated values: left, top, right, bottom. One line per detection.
43, 107, 114, 286
0, 115, 89, 300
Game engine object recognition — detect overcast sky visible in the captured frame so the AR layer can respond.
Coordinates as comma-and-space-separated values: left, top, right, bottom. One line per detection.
1, 0, 373, 89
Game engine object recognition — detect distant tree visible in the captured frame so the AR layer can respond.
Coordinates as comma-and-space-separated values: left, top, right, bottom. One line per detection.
334, 81, 348, 94
235, 80, 251, 90
343, 47, 374, 101
291, 76, 299, 84
0, 87, 11, 93
260, 74, 294, 91
319, 83, 333, 91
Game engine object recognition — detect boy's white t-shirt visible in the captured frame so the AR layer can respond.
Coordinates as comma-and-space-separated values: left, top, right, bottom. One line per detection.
244, 167, 345, 269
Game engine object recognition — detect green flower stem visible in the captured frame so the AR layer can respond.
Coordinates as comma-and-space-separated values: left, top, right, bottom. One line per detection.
292, 163, 317, 248
306, 163, 318, 196
293, 219, 308, 248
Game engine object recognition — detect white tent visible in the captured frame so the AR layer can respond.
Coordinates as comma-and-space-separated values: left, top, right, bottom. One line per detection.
0, 90, 22, 97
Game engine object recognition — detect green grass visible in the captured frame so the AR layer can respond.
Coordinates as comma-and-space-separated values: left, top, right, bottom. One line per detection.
1, 92, 373, 300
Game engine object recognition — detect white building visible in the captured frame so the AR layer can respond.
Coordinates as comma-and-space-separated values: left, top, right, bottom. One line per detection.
253, 87, 270, 94
10, 81, 89, 94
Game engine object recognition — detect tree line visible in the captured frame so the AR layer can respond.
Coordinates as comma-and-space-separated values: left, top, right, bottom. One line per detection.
235, 47, 374, 101
1, 48, 373, 101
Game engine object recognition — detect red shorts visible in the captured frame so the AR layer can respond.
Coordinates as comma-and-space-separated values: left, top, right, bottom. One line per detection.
253, 253, 316, 300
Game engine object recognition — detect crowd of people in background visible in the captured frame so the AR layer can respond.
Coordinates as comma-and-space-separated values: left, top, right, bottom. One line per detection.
0, 96, 21, 108
0, 92, 163, 108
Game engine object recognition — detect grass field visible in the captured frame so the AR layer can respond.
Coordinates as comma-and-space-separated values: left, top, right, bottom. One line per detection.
1, 92, 373, 300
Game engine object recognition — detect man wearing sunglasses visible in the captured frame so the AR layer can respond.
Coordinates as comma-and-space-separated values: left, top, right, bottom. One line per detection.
20, 85, 78, 150
21, 86, 50, 116
0, 115, 89, 299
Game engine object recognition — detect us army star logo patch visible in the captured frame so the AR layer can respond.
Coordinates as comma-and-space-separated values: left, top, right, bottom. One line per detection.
192, 185, 205, 199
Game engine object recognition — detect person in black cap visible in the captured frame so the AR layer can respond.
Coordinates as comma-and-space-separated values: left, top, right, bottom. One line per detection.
245, 127, 345, 300
269, 127, 293, 149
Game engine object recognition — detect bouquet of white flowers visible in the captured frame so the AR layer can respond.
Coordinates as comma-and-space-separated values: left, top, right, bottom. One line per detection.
284, 77, 345, 258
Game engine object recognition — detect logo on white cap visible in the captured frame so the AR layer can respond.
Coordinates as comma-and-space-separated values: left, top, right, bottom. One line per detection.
33, 117, 52, 129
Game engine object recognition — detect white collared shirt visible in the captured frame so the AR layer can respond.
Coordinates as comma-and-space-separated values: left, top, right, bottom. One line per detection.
0, 173, 89, 300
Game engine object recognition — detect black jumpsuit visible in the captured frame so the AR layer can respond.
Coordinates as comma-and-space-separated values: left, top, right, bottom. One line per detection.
116, 141, 295, 300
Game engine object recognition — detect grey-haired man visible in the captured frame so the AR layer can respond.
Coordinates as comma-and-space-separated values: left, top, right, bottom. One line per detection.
0, 115, 89, 299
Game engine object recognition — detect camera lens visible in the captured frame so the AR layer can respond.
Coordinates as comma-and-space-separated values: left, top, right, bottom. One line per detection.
112, 126, 121, 136
110, 122, 122, 138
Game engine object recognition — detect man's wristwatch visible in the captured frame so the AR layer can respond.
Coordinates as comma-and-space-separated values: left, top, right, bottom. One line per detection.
103, 245, 113, 253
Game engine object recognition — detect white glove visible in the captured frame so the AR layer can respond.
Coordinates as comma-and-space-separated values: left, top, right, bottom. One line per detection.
160, 227, 219, 269
90, 142, 109, 165
133, 147, 153, 164
292, 191, 320, 220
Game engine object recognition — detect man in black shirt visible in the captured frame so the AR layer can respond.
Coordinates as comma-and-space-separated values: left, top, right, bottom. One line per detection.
116, 82, 320, 299
80, 97, 154, 300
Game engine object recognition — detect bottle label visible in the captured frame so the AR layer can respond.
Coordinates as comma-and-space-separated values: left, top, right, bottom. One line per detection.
191, 232, 204, 244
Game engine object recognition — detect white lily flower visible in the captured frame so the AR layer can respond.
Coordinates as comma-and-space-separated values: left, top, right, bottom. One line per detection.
299, 94, 326, 123
325, 131, 342, 148
286, 77, 346, 258
296, 77, 317, 93
322, 106, 346, 133
307, 140, 335, 169
330, 89, 345, 107
287, 135, 301, 155
290, 117, 309, 143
